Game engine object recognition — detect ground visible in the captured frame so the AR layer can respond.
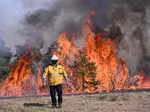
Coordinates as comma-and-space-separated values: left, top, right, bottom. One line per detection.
0, 91, 150, 112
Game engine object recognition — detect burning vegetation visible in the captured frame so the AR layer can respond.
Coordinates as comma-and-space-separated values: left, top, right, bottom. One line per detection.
0, 13, 150, 97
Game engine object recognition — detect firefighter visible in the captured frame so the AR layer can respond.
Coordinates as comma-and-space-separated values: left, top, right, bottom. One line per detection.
43, 54, 68, 108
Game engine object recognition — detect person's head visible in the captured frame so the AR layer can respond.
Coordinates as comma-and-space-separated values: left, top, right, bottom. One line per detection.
51, 55, 58, 65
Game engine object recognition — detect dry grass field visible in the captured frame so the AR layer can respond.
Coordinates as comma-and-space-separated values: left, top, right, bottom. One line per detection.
0, 91, 150, 112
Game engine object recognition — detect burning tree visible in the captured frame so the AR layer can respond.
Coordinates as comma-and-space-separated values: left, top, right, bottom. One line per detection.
74, 52, 98, 93
55, 17, 150, 93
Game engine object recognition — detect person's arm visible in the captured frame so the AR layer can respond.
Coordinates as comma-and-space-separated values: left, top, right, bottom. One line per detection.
43, 66, 49, 85
62, 66, 69, 83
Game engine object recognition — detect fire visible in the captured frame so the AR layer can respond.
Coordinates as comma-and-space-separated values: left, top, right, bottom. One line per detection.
0, 50, 47, 97
134, 71, 150, 89
56, 24, 131, 93
56, 18, 150, 93
0, 13, 150, 97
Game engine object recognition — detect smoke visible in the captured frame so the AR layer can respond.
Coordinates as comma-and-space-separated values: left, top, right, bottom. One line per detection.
0, 38, 11, 57
23, 0, 111, 54
0, 0, 112, 54
22, 0, 150, 76
115, 0, 150, 75
1, 0, 150, 75
0, 0, 54, 54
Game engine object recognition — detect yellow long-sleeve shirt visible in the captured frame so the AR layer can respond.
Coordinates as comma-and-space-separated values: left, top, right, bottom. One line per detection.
43, 65, 67, 86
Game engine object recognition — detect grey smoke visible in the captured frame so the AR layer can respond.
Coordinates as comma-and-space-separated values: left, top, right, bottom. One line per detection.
1, 0, 150, 76
0, 0, 54, 54
0, 38, 11, 57
23, 0, 111, 54
1, 0, 111, 54
115, 0, 150, 75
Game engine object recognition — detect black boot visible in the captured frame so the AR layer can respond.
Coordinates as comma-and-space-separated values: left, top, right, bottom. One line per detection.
57, 104, 62, 108
52, 104, 56, 108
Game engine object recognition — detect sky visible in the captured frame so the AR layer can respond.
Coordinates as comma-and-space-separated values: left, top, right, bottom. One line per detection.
0, 0, 27, 52
0, 0, 54, 52
0, 0, 25, 28
0, 0, 54, 30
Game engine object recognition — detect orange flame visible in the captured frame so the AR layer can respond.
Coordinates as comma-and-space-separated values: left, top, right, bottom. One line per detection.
0, 50, 47, 96
56, 18, 150, 93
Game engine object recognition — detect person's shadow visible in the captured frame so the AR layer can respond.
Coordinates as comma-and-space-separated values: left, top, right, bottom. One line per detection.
24, 103, 50, 108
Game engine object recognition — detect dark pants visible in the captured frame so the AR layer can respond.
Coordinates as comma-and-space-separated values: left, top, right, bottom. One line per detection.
49, 84, 62, 106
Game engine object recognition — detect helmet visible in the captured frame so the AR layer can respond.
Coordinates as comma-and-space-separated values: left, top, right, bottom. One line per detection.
51, 55, 58, 60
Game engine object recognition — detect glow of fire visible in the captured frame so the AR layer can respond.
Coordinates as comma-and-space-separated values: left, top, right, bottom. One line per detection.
0, 13, 150, 97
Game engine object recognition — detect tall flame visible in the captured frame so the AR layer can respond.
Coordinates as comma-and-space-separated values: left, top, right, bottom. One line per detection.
56, 17, 150, 93
56, 24, 131, 93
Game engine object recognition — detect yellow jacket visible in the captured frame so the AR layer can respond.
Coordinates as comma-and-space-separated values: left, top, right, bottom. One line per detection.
43, 65, 67, 86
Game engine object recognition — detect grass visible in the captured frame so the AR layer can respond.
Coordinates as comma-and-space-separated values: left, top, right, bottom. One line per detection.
0, 92, 150, 112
